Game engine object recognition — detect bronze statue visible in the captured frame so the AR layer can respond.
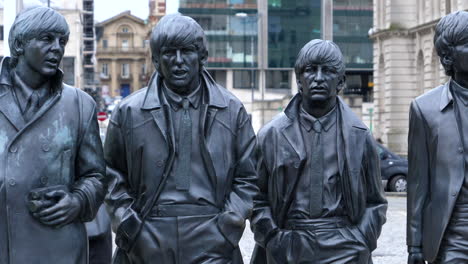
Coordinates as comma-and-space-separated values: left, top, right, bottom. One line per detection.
0, 6, 106, 263
408, 11, 468, 264
104, 14, 258, 264
250, 39, 387, 264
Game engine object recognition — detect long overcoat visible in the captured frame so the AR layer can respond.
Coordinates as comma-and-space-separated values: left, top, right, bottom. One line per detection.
407, 82, 468, 262
104, 70, 258, 264
0, 58, 106, 264
250, 94, 387, 263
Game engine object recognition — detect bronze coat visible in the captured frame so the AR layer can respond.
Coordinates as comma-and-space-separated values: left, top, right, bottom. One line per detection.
250, 95, 387, 263
407, 82, 467, 262
0, 58, 106, 264
104, 70, 258, 263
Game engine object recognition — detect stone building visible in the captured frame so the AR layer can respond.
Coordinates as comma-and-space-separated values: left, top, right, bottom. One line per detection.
95, 11, 149, 98
370, 0, 468, 155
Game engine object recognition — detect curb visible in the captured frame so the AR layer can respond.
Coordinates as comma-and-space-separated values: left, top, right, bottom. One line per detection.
385, 192, 407, 197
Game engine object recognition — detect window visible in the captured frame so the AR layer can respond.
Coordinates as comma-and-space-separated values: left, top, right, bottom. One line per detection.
266, 70, 290, 89
101, 63, 109, 76
102, 39, 108, 48
141, 63, 147, 75
233, 70, 258, 89
122, 27, 129, 33
121, 63, 130, 78
122, 39, 129, 50
143, 39, 149, 48
62, 57, 75, 85
0, 26, 3, 41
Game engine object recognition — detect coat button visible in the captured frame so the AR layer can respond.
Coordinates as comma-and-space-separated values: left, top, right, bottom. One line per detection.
156, 160, 165, 167
42, 144, 50, 152
453, 192, 458, 197
40, 176, 48, 185
458, 147, 464, 154
8, 179, 16, 186
9, 146, 17, 153
294, 162, 300, 168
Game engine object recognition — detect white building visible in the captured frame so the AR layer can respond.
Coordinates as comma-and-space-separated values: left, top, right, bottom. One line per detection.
370, 0, 468, 155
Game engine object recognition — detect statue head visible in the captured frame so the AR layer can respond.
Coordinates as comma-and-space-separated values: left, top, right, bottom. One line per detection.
150, 14, 208, 95
294, 39, 346, 115
9, 6, 69, 75
434, 11, 468, 77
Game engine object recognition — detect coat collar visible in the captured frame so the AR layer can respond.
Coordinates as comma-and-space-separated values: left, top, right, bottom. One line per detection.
440, 81, 453, 112
141, 68, 227, 110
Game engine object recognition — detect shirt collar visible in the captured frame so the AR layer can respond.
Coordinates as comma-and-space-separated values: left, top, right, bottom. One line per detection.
12, 69, 51, 112
162, 82, 202, 111
451, 79, 468, 106
299, 105, 337, 132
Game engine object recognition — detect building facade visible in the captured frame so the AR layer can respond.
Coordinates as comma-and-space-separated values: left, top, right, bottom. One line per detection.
95, 11, 149, 98
162, 0, 373, 131
371, 0, 468, 155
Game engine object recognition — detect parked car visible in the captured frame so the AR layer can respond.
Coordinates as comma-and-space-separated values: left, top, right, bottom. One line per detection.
377, 144, 408, 192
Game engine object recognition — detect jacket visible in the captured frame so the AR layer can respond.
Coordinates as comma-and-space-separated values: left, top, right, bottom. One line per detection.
0, 57, 106, 264
250, 94, 387, 263
407, 81, 467, 262
104, 70, 258, 263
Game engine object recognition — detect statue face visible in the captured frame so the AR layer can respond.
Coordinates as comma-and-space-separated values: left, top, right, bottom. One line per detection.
159, 44, 201, 95
20, 32, 68, 77
299, 63, 342, 105
451, 43, 468, 73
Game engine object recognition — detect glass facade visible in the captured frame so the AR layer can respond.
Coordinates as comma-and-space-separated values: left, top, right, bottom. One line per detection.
333, 0, 373, 69
172, 0, 259, 68
268, 0, 321, 68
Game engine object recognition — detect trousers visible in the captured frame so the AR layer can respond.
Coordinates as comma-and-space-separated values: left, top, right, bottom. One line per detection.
265, 217, 371, 264
433, 204, 468, 264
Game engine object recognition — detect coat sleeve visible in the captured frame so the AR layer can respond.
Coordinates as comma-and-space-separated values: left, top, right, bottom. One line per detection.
406, 101, 429, 251
218, 106, 259, 246
356, 130, 388, 251
72, 97, 106, 222
250, 127, 279, 248
104, 105, 142, 252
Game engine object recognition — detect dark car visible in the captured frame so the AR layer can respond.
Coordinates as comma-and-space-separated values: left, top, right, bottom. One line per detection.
377, 144, 408, 192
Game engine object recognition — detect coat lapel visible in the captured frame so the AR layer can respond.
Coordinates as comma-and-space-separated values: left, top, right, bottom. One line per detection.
0, 86, 25, 131
437, 83, 464, 201
338, 98, 368, 222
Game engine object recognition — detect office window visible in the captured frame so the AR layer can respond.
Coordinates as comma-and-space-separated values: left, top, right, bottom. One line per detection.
233, 70, 258, 89
121, 63, 130, 77
62, 57, 75, 85
0, 26, 3, 41
102, 39, 108, 48
266, 70, 290, 89
122, 39, 129, 50
101, 63, 109, 76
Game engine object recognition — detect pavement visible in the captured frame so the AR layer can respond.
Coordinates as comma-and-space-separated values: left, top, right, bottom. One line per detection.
238, 196, 407, 263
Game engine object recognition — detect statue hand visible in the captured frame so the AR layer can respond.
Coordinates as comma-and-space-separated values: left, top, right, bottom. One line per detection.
33, 189, 82, 228
408, 252, 425, 264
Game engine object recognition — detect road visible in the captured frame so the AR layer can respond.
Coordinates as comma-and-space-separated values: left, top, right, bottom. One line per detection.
238, 196, 407, 263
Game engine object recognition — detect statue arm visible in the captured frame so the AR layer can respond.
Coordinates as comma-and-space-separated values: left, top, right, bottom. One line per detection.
72, 99, 106, 222
218, 106, 259, 246
104, 106, 141, 252
250, 127, 279, 248
407, 101, 429, 252
356, 131, 388, 251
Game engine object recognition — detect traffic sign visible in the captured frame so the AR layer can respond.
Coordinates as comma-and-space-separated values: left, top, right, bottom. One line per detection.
97, 112, 108, 122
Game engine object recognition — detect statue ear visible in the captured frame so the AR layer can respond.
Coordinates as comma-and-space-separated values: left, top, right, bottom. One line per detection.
337, 75, 346, 93
12, 39, 24, 56
152, 54, 160, 73
442, 55, 454, 68
199, 49, 208, 67
297, 78, 303, 93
